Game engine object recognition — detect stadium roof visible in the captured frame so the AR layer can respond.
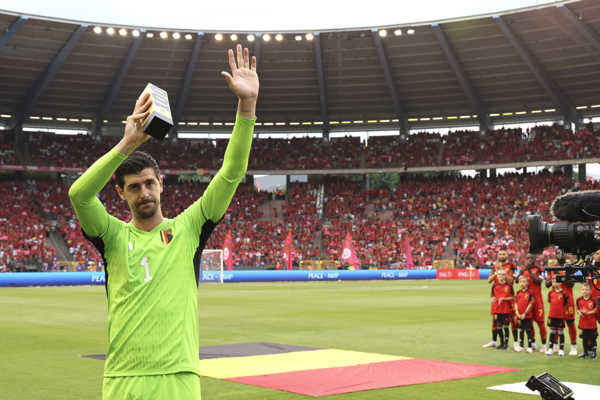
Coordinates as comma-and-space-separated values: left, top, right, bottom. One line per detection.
0, 0, 599, 136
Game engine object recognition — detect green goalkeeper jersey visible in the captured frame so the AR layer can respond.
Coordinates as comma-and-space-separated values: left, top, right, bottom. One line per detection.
69, 114, 254, 377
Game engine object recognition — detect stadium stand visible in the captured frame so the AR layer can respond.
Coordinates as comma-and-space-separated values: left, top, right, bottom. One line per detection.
3, 163, 597, 272
20, 124, 600, 171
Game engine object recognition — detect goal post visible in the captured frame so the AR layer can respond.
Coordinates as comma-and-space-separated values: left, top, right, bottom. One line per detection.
200, 249, 224, 283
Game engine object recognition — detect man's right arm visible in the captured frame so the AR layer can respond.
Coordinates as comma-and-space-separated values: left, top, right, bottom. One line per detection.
69, 93, 152, 237
68, 149, 128, 238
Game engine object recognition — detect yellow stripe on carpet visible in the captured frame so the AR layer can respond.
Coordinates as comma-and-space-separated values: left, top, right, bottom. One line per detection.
198, 349, 412, 379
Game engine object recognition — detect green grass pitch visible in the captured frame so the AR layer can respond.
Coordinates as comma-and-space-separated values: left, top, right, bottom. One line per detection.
1, 280, 598, 399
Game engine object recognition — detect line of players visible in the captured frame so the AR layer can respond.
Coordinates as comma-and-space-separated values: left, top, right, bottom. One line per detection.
483, 250, 600, 359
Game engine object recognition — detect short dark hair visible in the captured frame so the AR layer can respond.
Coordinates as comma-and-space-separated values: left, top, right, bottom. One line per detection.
115, 151, 160, 189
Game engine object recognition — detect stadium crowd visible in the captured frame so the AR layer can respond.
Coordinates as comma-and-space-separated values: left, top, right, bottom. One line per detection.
4, 123, 598, 171
1, 167, 592, 272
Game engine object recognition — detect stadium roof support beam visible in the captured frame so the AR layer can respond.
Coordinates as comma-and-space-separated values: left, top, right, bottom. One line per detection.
432, 24, 491, 132
253, 34, 263, 79
556, 4, 600, 54
312, 33, 330, 137
170, 33, 204, 139
493, 16, 579, 126
92, 33, 144, 136
0, 16, 27, 50
371, 30, 408, 136
12, 24, 87, 129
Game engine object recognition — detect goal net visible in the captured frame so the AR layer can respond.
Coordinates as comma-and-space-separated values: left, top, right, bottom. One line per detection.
200, 249, 224, 283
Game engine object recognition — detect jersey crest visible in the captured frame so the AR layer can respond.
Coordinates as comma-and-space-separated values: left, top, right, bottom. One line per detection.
160, 228, 173, 245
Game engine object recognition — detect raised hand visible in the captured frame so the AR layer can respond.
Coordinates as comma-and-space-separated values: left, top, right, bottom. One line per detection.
117, 93, 152, 155
221, 44, 259, 102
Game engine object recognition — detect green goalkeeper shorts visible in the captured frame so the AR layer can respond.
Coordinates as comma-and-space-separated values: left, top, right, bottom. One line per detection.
103, 372, 201, 400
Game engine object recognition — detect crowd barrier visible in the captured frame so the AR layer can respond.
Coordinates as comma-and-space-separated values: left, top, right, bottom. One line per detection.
0, 269, 492, 286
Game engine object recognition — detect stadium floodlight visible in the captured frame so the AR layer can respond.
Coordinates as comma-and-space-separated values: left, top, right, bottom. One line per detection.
353, 120, 364, 124
407, 28, 415, 34
408, 118, 418, 122
531, 110, 543, 113
119, 28, 127, 36
460, 115, 471, 119
230, 34, 238, 41
263, 34, 271, 42
106, 27, 115, 35
93, 26, 102, 34
275, 34, 283, 41
394, 29, 402, 36
0, 114, 11, 118
420, 117, 431, 121
81, 118, 92, 122
378, 29, 387, 37
29, 116, 40, 120
247, 34, 255, 42
447, 116, 458, 120
591, 104, 600, 108
160, 31, 168, 39
544, 108, 556, 112
516, 111, 527, 115
56, 117, 67, 121
185, 33, 192, 40
215, 33, 223, 41
576, 105, 588, 110
146, 32, 154, 38
103, 119, 108, 123
172, 32, 181, 39
433, 117, 443, 120
295, 35, 302, 41
132, 29, 140, 37
42, 116, 53, 121
489, 113, 500, 117
305, 33, 314, 41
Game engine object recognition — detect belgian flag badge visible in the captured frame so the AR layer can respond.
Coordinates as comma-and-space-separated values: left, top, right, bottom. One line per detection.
160, 228, 173, 245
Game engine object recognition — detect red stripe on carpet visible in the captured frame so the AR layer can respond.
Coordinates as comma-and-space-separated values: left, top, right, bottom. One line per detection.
226, 358, 519, 397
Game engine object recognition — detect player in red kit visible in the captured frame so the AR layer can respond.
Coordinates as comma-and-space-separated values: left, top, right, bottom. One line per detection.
514, 275, 535, 352
545, 257, 577, 355
546, 276, 568, 356
491, 269, 514, 350
518, 254, 547, 352
591, 250, 600, 327
483, 250, 517, 348
576, 282, 598, 359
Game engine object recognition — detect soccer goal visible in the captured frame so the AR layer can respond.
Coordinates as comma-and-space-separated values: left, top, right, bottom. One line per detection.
200, 249, 224, 283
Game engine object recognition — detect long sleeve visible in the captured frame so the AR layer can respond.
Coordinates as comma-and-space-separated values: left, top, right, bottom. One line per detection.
178, 113, 255, 234
68, 148, 128, 238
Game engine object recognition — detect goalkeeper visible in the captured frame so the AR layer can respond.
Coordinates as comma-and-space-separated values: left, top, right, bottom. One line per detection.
68, 45, 258, 400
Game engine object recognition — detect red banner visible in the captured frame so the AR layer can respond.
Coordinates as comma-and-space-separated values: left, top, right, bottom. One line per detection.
341, 231, 361, 267
436, 269, 480, 280
282, 230, 294, 270
223, 230, 233, 270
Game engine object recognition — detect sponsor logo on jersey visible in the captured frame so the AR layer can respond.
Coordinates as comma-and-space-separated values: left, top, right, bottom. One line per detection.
160, 228, 173, 245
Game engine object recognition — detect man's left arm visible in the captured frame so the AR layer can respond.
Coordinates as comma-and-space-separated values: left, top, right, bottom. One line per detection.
179, 44, 258, 234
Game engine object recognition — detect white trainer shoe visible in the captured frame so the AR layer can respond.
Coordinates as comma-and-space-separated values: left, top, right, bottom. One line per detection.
553, 344, 559, 352
546, 347, 554, 356
558, 349, 565, 356
539, 344, 546, 353
531, 342, 537, 350
569, 345, 578, 356
514, 343, 523, 352
482, 341, 497, 348
526, 347, 533, 353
